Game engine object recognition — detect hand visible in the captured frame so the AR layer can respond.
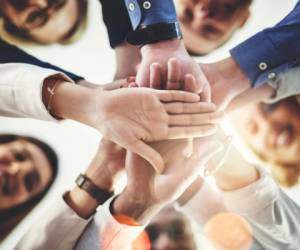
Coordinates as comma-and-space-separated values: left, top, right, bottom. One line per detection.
85, 139, 126, 190
137, 40, 211, 101
113, 138, 223, 224
92, 87, 221, 173
67, 139, 125, 218
200, 57, 251, 111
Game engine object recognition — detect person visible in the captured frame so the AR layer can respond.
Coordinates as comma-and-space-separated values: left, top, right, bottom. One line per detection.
0, 134, 58, 242
177, 132, 300, 250
144, 206, 197, 250
230, 96, 300, 187
176, 0, 252, 55
0, 0, 88, 44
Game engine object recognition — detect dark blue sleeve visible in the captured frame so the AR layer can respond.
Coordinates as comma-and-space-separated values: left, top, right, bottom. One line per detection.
0, 39, 84, 82
230, 1, 300, 87
99, 0, 178, 48
99, 0, 133, 48
124, 0, 178, 29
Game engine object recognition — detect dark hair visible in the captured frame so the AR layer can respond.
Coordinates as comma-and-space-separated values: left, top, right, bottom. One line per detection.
1, 0, 88, 44
0, 134, 58, 241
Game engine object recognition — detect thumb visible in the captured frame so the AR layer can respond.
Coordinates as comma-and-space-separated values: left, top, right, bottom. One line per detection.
128, 139, 165, 174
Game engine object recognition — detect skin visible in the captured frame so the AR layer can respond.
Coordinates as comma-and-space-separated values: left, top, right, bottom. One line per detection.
145, 206, 196, 250
230, 99, 300, 166
0, 0, 79, 43
0, 139, 52, 211
175, 0, 250, 55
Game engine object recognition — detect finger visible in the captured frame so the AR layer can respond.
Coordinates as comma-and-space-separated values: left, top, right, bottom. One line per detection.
168, 111, 224, 126
150, 63, 162, 89
164, 102, 216, 114
129, 139, 165, 174
200, 83, 212, 102
156, 90, 200, 103
183, 74, 198, 93
167, 58, 181, 90
168, 125, 218, 139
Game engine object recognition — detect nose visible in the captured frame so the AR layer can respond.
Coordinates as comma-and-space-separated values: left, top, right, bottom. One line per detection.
152, 234, 174, 250
194, 2, 209, 20
0, 162, 21, 175
191, 2, 209, 31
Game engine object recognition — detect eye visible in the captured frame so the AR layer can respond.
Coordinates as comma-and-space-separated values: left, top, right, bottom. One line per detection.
201, 24, 223, 38
145, 225, 160, 241
11, 149, 27, 162
26, 9, 47, 27
184, 7, 194, 21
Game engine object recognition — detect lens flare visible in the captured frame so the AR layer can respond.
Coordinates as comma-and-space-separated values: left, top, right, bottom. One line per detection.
203, 212, 253, 250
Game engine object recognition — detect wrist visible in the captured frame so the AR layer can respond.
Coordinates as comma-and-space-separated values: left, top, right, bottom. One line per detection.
141, 39, 184, 55
65, 187, 98, 219
112, 189, 161, 225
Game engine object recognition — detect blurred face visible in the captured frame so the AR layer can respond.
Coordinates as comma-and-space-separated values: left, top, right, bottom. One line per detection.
175, 0, 250, 54
145, 207, 195, 250
1, 0, 79, 43
0, 139, 52, 211
231, 99, 300, 165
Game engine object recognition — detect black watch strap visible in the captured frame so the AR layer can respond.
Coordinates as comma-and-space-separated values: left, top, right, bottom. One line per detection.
127, 22, 183, 46
75, 174, 114, 205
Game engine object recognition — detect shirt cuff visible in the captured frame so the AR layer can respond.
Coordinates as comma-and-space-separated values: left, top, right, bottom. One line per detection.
6, 63, 74, 121
220, 166, 279, 216
124, 0, 178, 29
264, 65, 300, 103
230, 31, 286, 87
94, 197, 146, 250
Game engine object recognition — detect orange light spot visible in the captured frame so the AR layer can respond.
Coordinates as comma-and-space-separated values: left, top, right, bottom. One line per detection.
203, 212, 253, 250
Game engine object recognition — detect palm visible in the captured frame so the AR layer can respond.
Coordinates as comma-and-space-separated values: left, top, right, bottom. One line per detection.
125, 138, 222, 206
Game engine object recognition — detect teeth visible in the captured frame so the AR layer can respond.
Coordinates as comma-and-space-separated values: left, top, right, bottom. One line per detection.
276, 131, 290, 147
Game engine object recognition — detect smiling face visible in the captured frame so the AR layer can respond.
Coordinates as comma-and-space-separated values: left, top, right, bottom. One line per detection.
0, 0, 80, 43
0, 139, 52, 211
231, 98, 300, 166
175, 0, 251, 55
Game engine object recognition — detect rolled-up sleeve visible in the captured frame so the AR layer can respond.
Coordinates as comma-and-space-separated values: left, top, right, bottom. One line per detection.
0, 63, 74, 121
230, 1, 300, 87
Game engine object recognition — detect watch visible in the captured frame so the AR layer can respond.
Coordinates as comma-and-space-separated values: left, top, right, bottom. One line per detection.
75, 174, 114, 205
126, 22, 183, 46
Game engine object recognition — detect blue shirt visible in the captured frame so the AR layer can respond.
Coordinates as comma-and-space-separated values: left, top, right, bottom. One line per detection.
230, 1, 300, 88
100, 0, 178, 48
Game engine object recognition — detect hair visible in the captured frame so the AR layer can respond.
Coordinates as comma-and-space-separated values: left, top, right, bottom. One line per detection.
0, 0, 88, 44
0, 134, 58, 241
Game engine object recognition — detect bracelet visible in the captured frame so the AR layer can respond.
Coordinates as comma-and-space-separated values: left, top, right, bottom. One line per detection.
46, 78, 61, 117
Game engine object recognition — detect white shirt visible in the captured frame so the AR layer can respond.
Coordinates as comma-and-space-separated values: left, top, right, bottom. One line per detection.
0, 63, 73, 121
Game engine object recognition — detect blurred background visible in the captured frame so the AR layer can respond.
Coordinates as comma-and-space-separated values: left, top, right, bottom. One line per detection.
0, 0, 298, 249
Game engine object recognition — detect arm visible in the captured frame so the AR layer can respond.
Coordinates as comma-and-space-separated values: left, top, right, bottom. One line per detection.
230, 1, 300, 87
75, 138, 223, 250
15, 140, 125, 250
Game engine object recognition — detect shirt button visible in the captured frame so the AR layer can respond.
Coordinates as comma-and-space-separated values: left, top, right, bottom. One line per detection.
143, 1, 151, 9
268, 72, 276, 80
128, 2, 135, 11
259, 62, 268, 71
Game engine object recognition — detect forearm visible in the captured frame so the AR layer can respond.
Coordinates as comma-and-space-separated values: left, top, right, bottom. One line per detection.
213, 146, 259, 191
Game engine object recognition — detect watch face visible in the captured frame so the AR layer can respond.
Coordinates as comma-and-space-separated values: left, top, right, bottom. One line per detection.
76, 174, 85, 187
